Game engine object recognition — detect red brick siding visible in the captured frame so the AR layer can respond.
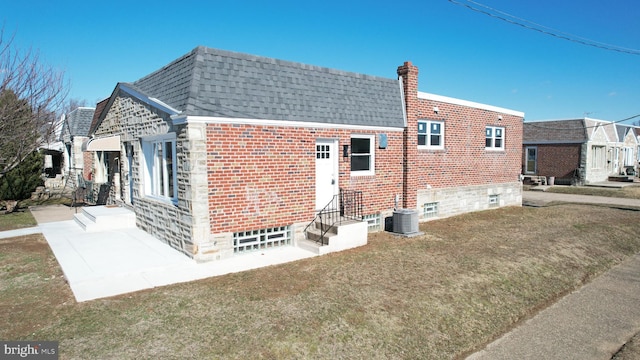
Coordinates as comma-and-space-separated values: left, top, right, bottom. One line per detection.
206, 124, 403, 233
523, 144, 581, 178
82, 151, 93, 181
399, 62, 523, 209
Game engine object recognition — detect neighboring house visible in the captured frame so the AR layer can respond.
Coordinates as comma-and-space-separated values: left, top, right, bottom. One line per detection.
614, 123, 639, 176
86, 47, 523, 261
61, 107, 96, 189
40, 113, 66, 190
523, 118, 639, 184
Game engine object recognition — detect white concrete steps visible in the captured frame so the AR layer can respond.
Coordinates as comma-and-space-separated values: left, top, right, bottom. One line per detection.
74, 206, 136, 232
302, 218, 368, 255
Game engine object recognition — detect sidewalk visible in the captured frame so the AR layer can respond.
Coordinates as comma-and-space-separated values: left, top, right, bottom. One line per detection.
523, 189, 640, 210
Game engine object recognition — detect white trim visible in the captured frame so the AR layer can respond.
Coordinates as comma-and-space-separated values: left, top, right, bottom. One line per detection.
171, 115, 405, 132
82, 135, 121, 151
119, 84, 181, 115
418, 91, 524, 117
485, 125, 505, 150
417, 119, 445, 150
141, 133, 178, 204
398, 77, 408, 127
350, 134, 375, 177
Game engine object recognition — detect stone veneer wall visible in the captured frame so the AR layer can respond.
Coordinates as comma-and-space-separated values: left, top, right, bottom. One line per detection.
94, 93, 200, 259
417, 181, 522, 220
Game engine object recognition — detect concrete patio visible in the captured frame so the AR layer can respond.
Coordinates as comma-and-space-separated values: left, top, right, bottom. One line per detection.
25, 205, 318, 302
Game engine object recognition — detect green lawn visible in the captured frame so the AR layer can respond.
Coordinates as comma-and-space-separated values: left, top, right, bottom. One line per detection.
0, 209, 37, 231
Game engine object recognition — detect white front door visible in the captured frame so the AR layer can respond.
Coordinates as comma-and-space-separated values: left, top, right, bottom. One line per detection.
315, 139, 338, 210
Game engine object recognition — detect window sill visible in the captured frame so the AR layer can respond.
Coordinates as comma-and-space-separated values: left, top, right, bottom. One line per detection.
143, 194, 178, 207
351, 171, 375, 177
418, 146, 445, 152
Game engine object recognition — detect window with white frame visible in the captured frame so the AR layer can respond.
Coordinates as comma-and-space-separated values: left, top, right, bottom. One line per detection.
623, 147, 634, 166
485, 126, 505, 149
351, 135, 375, 176
591, 145, 606, 169
142, 134, 177, 202
418, 120, 444, 149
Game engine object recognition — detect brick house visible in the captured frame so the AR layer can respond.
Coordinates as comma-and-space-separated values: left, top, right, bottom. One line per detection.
85, 47, 523, 261
523, 118, 639, 184
398, 62, 524, 218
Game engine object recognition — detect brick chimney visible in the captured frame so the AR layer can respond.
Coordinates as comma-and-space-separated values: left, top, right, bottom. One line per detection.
397, 61, 419, 209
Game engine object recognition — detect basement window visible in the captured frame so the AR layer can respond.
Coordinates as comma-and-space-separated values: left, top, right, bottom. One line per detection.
423, 202, 439, 218
363, 213, 381, 232
233, 226, 291, 253
488, 194, 499, 207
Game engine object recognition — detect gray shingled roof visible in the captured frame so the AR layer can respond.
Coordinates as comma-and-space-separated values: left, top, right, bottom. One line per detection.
615, 124, 639, 142
132, 46, 405, 128
66, 107, 95, 137
523, 119, 588, 143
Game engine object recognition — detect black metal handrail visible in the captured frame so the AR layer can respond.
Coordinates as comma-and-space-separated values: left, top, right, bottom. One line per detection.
340, 189, 363, 221
304, 189, 363, 244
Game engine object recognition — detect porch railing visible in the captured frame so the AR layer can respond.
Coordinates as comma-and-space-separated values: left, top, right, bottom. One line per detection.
304, 189, 363, 244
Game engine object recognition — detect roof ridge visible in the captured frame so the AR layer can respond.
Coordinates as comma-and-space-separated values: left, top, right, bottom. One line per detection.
196, 46, 397, 82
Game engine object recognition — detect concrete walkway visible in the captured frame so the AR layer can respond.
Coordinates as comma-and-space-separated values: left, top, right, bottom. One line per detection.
7, 205, 317, 302
523, 189, 640, 209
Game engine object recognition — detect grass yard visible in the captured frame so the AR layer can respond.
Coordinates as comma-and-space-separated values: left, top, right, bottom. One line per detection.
1, 204, 639, 359
0, 209, 37, 231
0, 197, 71, 231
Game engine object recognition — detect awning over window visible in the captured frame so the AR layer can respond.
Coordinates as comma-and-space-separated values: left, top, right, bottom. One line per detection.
82, 135, 121, 151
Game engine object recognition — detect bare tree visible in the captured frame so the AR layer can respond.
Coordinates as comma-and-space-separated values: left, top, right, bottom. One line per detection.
0, 26, 68, 179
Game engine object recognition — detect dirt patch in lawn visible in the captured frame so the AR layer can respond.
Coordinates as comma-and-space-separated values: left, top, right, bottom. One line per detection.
1, 204, 639, 359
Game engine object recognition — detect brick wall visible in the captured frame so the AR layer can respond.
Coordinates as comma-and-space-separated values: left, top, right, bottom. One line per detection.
206, 124, 404, 234
82, 150, 93, 181
399, 62, 523, 218
97, 91, 404, 261
523, 144, 582, 179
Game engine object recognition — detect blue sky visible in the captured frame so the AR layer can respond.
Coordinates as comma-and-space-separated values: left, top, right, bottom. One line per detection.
3, 0, 639, 123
